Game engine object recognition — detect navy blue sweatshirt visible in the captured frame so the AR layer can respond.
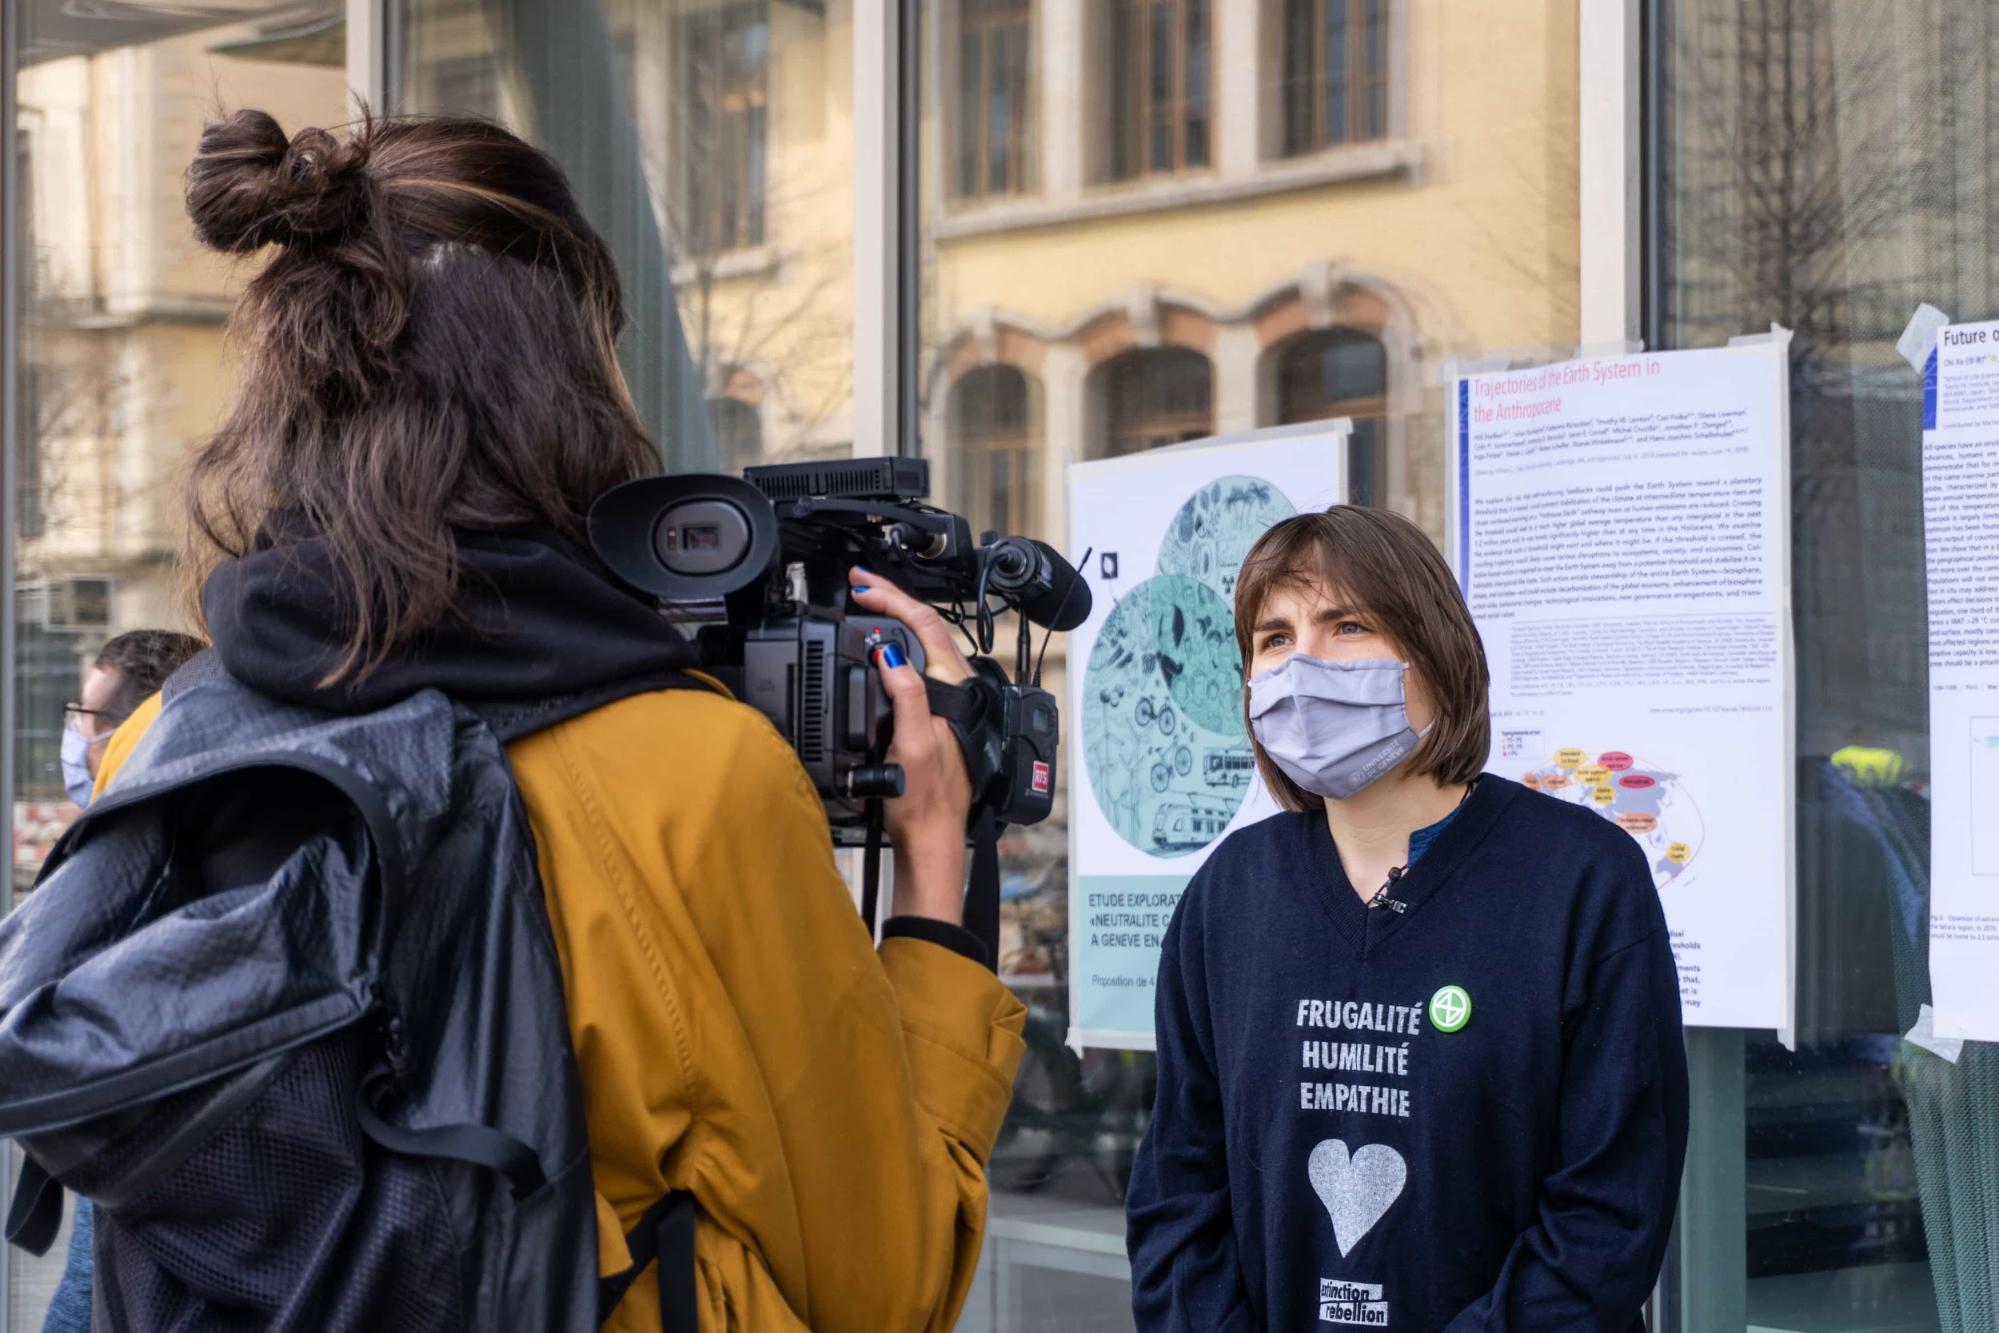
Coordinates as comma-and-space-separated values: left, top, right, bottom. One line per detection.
1126, 777, 1689, 1332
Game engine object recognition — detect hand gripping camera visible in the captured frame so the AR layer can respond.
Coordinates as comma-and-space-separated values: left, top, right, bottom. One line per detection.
587, 458, 1090, 947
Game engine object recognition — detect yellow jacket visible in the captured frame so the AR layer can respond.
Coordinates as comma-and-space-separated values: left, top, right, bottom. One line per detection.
101, 684, 1026, 1331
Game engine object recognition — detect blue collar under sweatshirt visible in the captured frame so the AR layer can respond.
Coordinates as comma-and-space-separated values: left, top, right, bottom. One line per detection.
1126, 776, 1690, 1333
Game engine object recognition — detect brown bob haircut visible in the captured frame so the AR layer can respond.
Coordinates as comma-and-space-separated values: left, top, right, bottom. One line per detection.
1233, 505, 1491, 812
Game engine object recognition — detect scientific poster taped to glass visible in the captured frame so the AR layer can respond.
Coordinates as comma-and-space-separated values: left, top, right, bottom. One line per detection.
1068, 424, 1348, 1050
1922, 316, 1999, 1040
1449, 338, 1796, 1034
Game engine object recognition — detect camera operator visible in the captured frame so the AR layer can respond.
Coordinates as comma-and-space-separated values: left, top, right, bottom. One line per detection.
95, 110, 1024, 1331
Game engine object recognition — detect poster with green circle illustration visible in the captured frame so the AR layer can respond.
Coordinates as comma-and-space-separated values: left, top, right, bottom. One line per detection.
1157, 475, 1297, 604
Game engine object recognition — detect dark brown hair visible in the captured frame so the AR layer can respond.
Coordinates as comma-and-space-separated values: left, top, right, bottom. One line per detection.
1233, 506, 1491, 811
93, 630, 206, 722
183, 109, 656, 680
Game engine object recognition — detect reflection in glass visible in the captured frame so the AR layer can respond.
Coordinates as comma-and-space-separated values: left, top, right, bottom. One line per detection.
8, 8, 350, 1326
400, 0, 854, 472
680, 2, 769, 257
1660, 1, 1999, 1328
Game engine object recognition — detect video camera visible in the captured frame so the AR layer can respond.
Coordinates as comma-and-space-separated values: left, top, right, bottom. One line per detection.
587, 458, 1090, 849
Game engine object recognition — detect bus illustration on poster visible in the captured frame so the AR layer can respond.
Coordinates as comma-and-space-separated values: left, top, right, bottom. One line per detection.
1068, 423, 1348, 1051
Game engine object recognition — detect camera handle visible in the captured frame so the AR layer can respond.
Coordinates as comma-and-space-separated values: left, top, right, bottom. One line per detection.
855, 673, 1005, 971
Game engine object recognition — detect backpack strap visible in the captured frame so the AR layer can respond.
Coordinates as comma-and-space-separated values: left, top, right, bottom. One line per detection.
354, 1063, 546, 1201
161, 652, 710, 747
597, 1191, 698, 1332
4, 1155, 61, 1258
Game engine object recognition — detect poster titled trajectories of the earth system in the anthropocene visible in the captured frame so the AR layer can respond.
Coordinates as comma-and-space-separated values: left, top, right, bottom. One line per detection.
1069, 426, 1348, 1049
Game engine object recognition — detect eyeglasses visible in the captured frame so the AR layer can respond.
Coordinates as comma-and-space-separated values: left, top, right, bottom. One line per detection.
63, 703, 119, 737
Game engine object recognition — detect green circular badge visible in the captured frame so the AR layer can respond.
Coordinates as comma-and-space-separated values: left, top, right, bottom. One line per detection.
1429, 985, 1473, 1034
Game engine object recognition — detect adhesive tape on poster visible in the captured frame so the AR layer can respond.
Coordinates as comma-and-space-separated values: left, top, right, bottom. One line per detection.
1898, 303, 1951, 372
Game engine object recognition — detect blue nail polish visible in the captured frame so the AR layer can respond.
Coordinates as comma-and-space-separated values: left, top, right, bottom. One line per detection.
881, 643, 906, 670
853, 585, 872, 595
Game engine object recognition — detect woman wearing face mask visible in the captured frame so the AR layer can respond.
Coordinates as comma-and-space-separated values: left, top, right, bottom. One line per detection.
1125, 505, 1689, 1332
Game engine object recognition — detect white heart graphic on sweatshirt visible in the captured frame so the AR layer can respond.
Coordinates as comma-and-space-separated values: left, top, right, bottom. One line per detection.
1308, 1139, 1407, 1257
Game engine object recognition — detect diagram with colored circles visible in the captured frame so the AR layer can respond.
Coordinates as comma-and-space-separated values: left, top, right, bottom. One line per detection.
1521, 747, 1706, 888
1083, 477, 1298, 857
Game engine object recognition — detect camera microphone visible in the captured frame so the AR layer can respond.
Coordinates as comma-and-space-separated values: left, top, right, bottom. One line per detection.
987, 538, 1093, 632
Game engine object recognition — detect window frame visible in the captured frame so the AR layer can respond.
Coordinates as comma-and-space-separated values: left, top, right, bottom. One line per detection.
1106, 0, 1214, 182
1275, 0, 1391, 159
954, 0, 1036, 202
1, 4, 21, 1312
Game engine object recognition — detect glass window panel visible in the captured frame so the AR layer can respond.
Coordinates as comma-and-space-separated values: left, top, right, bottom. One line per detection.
1359, 0, 1386, 139
1324, 0, 1349, 146
959, 28, 982, 195
401, 0, 852, 473
6, 6, 350, 1325
1185, 0, 1211, 167
989, 28, 1012, 193
1110, 3, 1139, 179
1281, 0, 1316, 156
1658, 2, 1999, 1328
1330, 333, 1388, 397
922, 3, 1579, 1323
1148, 2, 1172, 112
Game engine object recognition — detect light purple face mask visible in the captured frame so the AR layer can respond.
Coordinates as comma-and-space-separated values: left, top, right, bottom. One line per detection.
1246, 656, 1424, 801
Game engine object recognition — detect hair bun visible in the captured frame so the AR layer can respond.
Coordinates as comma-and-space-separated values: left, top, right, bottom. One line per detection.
187, 110, 368, 254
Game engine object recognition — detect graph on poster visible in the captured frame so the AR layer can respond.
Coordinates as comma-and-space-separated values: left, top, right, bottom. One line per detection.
1517, 747, 1706, 888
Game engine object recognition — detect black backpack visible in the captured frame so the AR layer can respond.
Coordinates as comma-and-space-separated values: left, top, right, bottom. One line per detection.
0, 671, 694, 1331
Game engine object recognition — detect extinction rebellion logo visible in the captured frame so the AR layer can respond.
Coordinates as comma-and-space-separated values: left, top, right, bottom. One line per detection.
1319, 1278, 1390, 1326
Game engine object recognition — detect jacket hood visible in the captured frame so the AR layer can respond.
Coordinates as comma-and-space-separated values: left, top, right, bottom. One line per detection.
201, 521, 696, 714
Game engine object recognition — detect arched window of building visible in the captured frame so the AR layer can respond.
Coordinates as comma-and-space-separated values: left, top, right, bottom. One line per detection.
1275, 327, 1387, 505
707, 395, 763, 474
952, 365, 1040, 539
1098, 347, 1213, 458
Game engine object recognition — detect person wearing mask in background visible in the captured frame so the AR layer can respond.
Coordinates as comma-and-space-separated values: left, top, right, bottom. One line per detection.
44, 628, 203, 1333
90, 109, 1023, 1331
1126, 506, 1689, 1331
